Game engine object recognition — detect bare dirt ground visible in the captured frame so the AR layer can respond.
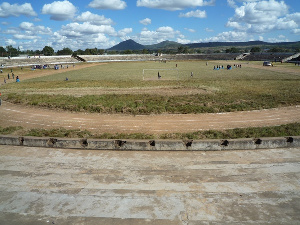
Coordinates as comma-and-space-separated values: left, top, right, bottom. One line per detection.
0, 62, 299, 135
0, 101, 299, 134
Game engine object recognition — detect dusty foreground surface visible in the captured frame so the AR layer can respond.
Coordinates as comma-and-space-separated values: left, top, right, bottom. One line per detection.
0, 146, 299, 224
0, 101, 300, 134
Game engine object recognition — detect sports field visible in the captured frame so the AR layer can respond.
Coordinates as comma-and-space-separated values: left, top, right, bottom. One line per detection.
1, 60, 300, 114
0, 60, 299, 138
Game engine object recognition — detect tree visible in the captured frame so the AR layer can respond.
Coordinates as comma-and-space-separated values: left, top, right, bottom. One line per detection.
0, 46, 7, 57
250, 47, 261, 53
6, 45, 19, 57
57, 47, 73, 55
35, 50, 42, 55
42, 46, 54, 56
268, 47, 287, 53
142, 49, 149, 54
74, 49, 84, 55
177, 46, 184, 53
177, 46, 189, 54
225, 47, 240, 53
83, 48, 98, 55
98, 49, 105, 55
123, 49, 133, 54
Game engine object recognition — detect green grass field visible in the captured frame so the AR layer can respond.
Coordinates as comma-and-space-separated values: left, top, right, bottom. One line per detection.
1, 60, 300, 114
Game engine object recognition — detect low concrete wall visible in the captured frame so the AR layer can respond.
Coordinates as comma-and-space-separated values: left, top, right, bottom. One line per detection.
0, 135, 299, 151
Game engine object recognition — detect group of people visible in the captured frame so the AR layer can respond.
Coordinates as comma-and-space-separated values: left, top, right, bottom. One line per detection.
214, 64, 242, 70
54, 64, 74, 70
214, 65, 224, 70
3, 69, 20, 84
4, 74, 20, 83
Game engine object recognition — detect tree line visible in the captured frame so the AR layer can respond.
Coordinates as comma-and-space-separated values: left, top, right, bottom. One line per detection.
1, 45, 298, 58
0, 45, 107, 57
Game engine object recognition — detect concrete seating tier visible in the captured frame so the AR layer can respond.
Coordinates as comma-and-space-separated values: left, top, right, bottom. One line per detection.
243, 53, 294, 62
0, 56, 78, 68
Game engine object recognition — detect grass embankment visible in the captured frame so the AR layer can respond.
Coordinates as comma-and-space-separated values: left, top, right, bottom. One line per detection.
1, 123, 299, 139
1, 61, 300, 114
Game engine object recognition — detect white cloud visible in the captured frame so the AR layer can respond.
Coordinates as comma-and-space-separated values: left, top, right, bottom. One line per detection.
0, 2, 37, 17
292, 29, 300, 34
42, 1, 77, 21
227, 0, 237, 8
177, 38, 191, 44
19, 22, 52, 35
5, 39, 17, 46
267, 36, 289, 43
233, 0, 288, 24
118, 28, 133, 37
2, 28, 18, 35
14, 34, 39, 40
247, 24, 274, 34
275, 18, 298, 30
34, 18, 42, 22
157, 26, 172, 33
185, 28, 196, 33
136, 0, 215, 11
179, 10, 206, 18
205, 28, 214, 32
286, 13, 300, 25
50, 30, 115, 50
88, 0, 127, 10
226, 21, 250, 31
60, 22, 116, 37
52, 32, 68, 44
75, 11, 114, 25
204, 31, 248, 42
136, 26, 182, 44
226, 0, 300, 39
140, 18, 151, 25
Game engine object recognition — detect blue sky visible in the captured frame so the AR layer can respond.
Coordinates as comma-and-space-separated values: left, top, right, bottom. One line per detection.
0, 0, 299, 51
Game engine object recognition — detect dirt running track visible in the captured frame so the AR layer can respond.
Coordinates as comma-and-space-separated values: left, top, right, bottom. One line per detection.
0, 100, 299, 134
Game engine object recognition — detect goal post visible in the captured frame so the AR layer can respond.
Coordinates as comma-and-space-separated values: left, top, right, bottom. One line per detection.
142, 68, 179, 80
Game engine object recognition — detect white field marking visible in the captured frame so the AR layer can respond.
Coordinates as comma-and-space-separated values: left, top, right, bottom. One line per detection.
152, 130, 171, 132
229, 118, 282, 123
8, 119, 24, 122
72, 118, 94, 121
102, 120, 139, 122
31, 114, 50, 117
58, 120, 82, 123
26, 122, 43, 125
5, 109, 23, 113
216, 112, 230, 115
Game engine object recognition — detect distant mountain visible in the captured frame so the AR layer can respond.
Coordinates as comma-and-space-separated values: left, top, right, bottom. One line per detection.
108, 39, 145, 51
107, 39, 300, 51
145, 40, 183, 50
186, 41, 300, 48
